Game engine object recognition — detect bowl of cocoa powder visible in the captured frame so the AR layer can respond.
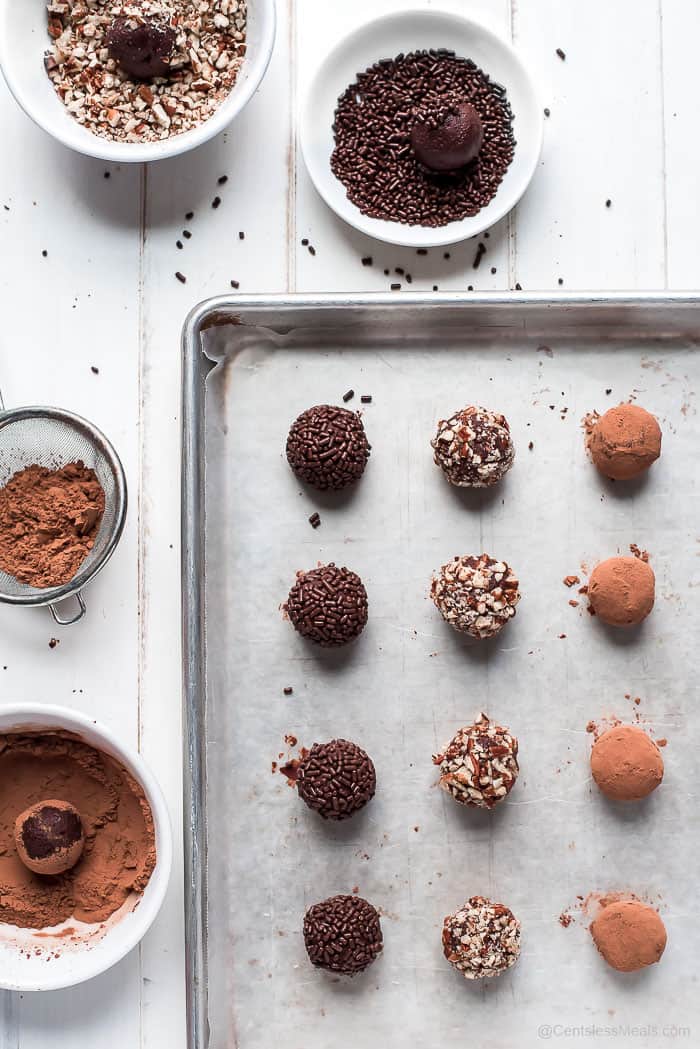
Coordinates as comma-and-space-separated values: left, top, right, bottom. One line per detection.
0, 703, 172, 991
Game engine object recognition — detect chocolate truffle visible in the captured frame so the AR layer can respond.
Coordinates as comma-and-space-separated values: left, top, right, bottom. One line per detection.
588, 556, 655, 627
303, 894, 383, 975
590, 900, 667, 972
431, 554, 520, 639
442, 896, 521, 979
591, 724, 664, 801
431, 406, 514, 487
285, 563, 368, 647
297, 739, 376, 820
106, 14, 176, 80
286, 404, 370, 490
15, 799, 84, 876
589, 404, 661, 480
434, 714, 519, 809
411, 101, 485, 172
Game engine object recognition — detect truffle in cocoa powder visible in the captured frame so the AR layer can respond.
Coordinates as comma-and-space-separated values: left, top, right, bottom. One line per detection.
590, 724, 663, 801
15, 799, 84, 876
588, 556, 655, 627
590, 900, 667, 972
588, 403, 661, 480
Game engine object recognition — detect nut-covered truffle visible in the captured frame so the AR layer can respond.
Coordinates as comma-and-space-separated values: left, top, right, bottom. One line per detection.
297, 739, 376, 820
106, 13, 176, 80
411, 100, 485, 172
303, 894, 383, 975
588, 556, 655, 627
431, 406, 514, 487
285, 563, 368, 647
434, 714, 519, 809
590, 900, 667, 972
286, 404, 370, 490
591, 725, 664, 801
588, 404, 661, 480
442, 896, 521, 979
431, 554, 520, 639
14, 799, 84, 876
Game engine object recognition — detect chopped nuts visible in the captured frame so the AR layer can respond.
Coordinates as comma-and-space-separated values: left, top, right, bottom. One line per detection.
433, 714, 519, 809
442, 896, 521, 979
431, 553, 520, 639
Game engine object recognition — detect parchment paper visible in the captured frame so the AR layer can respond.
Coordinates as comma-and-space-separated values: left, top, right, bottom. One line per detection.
201, 323, 699, 1049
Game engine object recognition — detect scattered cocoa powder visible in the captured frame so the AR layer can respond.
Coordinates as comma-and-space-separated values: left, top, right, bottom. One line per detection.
0, 462, 105, 588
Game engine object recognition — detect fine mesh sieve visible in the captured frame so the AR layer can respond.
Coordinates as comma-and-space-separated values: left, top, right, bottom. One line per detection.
0, 399, 127, 624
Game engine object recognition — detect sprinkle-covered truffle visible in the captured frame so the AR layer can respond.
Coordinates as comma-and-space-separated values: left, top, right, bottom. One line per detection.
590, 900, 666, 972
590, 724, 664, 801
286, 404, 371, 490
434, 714, 519, 808
303, 894, 383, 975
14, 799, 84, 876
442, 896, 521, 979
297, 739, 376, 820
431, 554, 520, 639
431, 406, 514, 487
411, 100, 485, 172
588, 556, 655, 626
588, 403, 661, 480
285, 563, 368, 647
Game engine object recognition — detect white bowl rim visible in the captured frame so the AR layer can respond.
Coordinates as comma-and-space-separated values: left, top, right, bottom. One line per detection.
299, 6, 543, 248
0, 0, 276, 162
0, 702, 173, 991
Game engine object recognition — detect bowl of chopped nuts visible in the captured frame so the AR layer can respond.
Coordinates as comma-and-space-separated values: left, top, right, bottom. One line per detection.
0, 0, 275, 162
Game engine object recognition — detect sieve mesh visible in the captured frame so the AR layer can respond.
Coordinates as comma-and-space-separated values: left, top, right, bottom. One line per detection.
0, 410, 126, 603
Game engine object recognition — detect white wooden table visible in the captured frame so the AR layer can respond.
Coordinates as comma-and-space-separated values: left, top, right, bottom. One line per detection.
1, 0, 698, 1044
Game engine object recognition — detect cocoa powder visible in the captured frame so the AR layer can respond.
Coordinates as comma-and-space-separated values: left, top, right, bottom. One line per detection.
0, 732, 156, 931
0, 461, 105, 588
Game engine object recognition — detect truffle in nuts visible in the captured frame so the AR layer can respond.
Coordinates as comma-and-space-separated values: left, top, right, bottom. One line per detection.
297, 740, 376, 820
590, 900, 666, 972
286, 405, 370, 490
285, 563, 368, 647
106, 14, 176, 80
588, 556, 655, 627
589, 404, 661, 480
303, 894, 383, 975
431, 554, 520, 639
442, 896, 521, 979
590, 725, 663, 801
15, 799, 84, 876
434, 714, 519, 809
431, 406, 514, 487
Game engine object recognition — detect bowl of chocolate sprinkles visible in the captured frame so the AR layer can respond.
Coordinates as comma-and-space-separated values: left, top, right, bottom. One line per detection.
300, 8, 542, 246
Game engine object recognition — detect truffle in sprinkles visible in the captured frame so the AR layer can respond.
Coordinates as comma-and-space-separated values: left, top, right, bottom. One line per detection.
431, 553, 520, 639
286, 404, 371, 490
297, 739, 376, 820
331, 49, 515, 227
432, 405, 515, 486
442, 896, 521, 979
285, 563, 368, 647
433, 714, 519, 809
303, 894, 383, 975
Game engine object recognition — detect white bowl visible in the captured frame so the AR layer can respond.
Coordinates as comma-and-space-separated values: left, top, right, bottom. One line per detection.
0, 704, 172, 991
0, 0, 276, 162
300, 8, 543, 248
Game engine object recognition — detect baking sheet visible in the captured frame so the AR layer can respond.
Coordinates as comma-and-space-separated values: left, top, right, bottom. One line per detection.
187, 296, 700, 1049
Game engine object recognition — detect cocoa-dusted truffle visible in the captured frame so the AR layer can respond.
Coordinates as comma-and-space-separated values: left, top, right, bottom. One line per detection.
431, 554, 520, 639
411, 100, 485, 172
591, 725, 664, 801
297, 739, 376, 820
431, 406, 514, 487
286, 404, 370, 490
590, 900, 667, 972
589, 404, 661, 480
14, 799, 84, 876
588, 556, 655, 627
442, 896, 521, 979
303, 894, 383, 975
285, 563, 368, 647
434, 714, 519, 809
106, 14, 176, 80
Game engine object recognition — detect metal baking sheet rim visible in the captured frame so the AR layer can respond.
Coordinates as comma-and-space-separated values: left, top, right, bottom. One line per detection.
180, 291, 700, 1049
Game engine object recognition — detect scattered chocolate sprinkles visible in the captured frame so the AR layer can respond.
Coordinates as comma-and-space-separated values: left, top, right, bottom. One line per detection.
283, 686, 293, 696
303, 895, 383, 975
361, 395, 372, 404
556, 48, 566, 61
286, 404, 370, 490
185, 211, 194, 220
342, 389, 355, 403
230, 279, 240, 289
285, 563, 368, 647
308, 512, 321, 529
218, 175, 229, 185
297, 739, 376, 820
176, 240, 183, 249
239, 231, 245, 240
183, 229, 192, 239
175, 271, 186, 284
361, 256, 373, 266
473, 242, 487, 268
331, 50, 515, 227
212, 196, 221, 209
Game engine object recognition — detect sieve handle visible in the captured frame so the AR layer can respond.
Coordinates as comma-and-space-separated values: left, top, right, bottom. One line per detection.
49, 591, 86, 625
